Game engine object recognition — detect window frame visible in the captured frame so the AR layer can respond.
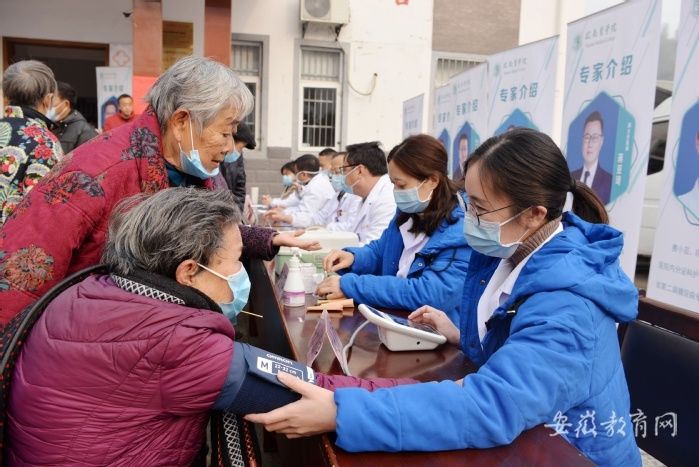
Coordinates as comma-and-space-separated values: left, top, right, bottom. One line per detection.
232, 34, 268, 159
294, 41, 347, 153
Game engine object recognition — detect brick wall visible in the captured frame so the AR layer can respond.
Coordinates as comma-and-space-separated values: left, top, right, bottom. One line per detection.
433, 0, 521, 55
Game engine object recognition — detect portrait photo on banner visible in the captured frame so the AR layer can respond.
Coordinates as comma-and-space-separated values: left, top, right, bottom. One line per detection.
673, 101, 699, 224
566, 92, 632, 206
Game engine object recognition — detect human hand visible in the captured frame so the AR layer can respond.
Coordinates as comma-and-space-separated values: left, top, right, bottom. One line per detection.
261, 194, 272, 206
322, 249, 354, 272
408, 305, 460, 345
272, 229, 322, 251
263, 208, 291, 224
315, 275, 345, 300
245, 371, 337, 438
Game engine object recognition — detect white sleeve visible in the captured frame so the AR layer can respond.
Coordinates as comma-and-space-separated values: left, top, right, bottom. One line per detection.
290, 183, 335, 227
310, 196, 340, 226
358, 197, 396, 245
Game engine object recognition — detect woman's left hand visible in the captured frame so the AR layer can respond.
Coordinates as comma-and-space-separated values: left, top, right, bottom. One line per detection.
315, 275, 345, 299
272, 230, 322, 251
245, 371, 337, 438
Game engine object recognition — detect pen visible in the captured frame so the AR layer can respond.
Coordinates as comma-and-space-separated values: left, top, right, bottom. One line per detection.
240, 310, 263, 318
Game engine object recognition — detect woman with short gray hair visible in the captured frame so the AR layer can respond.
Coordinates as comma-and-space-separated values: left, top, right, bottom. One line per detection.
7, 187, 416, 465
0, 59, 63, 223
0, 56, 319, 327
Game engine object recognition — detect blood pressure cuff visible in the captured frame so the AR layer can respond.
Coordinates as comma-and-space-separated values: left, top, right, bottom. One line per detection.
213, 342, 316, 414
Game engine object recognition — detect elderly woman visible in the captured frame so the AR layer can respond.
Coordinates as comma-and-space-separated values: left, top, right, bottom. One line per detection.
7, 188, 415, 465
1, 60, 64, 224
0, 56, 315, 327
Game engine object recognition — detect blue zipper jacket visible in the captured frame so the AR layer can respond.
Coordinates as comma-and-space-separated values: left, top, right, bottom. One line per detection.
334, 213, 640, 466
338, 197, 471, 324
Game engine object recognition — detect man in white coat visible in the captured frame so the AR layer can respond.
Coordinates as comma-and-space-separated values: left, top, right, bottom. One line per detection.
264, 154, 335, 227
339, 141, 396, 245
310, 151, 362, 231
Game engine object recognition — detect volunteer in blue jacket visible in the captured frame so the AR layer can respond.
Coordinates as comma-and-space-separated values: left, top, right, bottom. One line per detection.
315, 134, 471, 324
247, 128, 641, 467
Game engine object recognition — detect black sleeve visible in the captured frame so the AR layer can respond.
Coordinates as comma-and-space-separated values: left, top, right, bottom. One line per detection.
214, 342, 313, 414
232, 156, 247, 211
76, 122, 98, 148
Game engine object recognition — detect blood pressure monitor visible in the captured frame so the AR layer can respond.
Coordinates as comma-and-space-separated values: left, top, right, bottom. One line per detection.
358, 304, 447, 351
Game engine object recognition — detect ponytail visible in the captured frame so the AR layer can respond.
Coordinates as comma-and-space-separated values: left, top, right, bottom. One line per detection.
570, 179, 609, 224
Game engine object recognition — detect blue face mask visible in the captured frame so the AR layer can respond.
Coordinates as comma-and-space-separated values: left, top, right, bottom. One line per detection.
282, 174, 294, 187
179, 116, 220, 179
197, 263, 251, 322
330, 174, 344, 192
224, 149, 241, 163
394, 180, 433, 214
339, 166, 358, 194
463, 209, 529, 259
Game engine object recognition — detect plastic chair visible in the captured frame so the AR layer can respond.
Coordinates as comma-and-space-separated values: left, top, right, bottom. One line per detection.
619, 297, 699, 467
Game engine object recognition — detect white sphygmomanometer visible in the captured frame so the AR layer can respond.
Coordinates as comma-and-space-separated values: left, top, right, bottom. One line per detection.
357, 304, 447, 351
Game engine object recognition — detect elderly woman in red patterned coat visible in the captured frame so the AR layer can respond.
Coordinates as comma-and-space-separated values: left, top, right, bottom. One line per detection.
0, 56, 316, 327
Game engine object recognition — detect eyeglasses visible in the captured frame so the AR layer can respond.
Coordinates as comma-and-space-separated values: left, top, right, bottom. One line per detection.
340, 164, 358, 174
466, 202, 514, 226
583, 133, 603, 144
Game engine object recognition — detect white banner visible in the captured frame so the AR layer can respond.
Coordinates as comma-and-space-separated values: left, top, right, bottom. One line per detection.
96, 67, 132, 130
449, 63, 488, 179
402, 94, 424, 140
647, 0, 699, 312
487, 36, 558, 138
432, 84, 454, 167
561, 0, 662, 278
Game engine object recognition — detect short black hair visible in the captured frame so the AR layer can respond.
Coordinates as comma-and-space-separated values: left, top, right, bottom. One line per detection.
345, 141, 387, 176
584, 111, 604, 132
294, 154, 320, 173
280, 161, 296, 174
57, 82, 77, 109
319, 148, 337, 157
117, 93, 133, 103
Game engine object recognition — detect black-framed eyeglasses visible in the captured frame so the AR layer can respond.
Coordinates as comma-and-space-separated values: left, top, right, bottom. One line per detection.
340, 164, 358, 174
466, 202, 514, 226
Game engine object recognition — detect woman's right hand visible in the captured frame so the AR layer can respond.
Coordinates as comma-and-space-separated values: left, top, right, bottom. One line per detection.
323, 249, 354, 272
408, 306, 460, 345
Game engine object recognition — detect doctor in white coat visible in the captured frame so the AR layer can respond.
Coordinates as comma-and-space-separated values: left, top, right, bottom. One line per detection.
309, 152, 363, 231
339, 141, 396, 245
264, 154, 335, 227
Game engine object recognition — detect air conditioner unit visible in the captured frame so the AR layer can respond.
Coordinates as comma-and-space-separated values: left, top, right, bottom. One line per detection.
300, 0, 349, 25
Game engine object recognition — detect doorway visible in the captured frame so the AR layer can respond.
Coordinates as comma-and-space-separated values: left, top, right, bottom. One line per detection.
3, 37, 109, 127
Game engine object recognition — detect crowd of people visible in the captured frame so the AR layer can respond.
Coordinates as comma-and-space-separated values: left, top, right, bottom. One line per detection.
0, 55, 641, 467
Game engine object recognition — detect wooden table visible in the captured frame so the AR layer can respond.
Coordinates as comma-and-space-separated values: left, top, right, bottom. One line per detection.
246, 259, 594, 466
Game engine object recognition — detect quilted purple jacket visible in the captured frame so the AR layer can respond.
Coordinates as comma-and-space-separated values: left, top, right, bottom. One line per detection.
7, 274, 417, 465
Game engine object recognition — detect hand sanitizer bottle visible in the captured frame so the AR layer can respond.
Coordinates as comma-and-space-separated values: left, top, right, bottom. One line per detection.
283, 248, 306, 307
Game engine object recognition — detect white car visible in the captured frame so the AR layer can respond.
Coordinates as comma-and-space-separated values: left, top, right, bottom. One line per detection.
638, 96, 672, 259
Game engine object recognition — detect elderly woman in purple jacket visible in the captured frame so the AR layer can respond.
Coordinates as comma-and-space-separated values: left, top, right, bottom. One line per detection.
7, 187, 414, 466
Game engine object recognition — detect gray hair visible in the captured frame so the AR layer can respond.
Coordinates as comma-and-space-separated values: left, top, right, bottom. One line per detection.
2, 60, 57, 108
146, 56, 254, 133
102, 187, 242, 277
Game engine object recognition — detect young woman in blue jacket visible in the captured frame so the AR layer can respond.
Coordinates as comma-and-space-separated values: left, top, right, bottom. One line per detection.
315, 134, 472, 324
248, 129, 641, 467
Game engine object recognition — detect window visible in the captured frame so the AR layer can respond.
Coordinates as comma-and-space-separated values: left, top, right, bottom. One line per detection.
647, 120, 669, 175
232, 40, 262, 147
432, 53, 486, 87
299, 47, 342, 150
